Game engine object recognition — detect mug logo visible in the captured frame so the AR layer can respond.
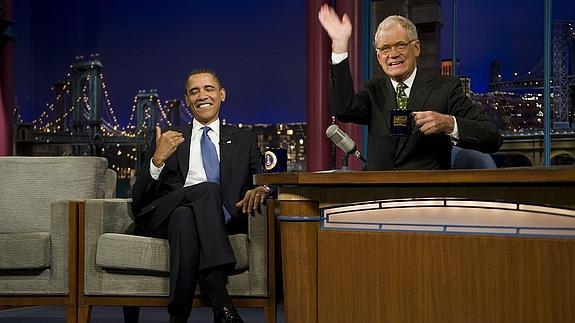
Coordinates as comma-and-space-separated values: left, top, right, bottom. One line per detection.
264, 151, 278, 171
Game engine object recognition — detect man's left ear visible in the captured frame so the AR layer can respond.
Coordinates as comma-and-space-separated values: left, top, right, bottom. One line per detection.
414, 41, 421, 58
221, 88, 226, 102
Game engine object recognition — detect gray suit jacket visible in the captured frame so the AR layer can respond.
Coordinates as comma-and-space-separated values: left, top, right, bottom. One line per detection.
329, 59, 502, 170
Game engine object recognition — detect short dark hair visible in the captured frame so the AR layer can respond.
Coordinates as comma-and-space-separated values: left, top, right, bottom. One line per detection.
184, 68, 223, 95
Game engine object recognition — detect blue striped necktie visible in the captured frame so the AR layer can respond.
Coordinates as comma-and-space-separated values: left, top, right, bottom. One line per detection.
200, 126, 231, 222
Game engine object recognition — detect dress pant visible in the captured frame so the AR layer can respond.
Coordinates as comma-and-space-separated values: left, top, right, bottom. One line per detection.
159, 182, 236, 318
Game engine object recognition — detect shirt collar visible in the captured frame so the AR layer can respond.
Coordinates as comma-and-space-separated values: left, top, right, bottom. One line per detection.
192, 118, 220, 137
390, 67, 417, 92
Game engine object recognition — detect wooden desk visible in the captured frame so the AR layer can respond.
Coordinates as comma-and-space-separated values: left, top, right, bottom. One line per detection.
255, 167, 575, 323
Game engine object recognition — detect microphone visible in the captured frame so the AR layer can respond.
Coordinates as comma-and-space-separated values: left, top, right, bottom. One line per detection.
325, 125, 366, 163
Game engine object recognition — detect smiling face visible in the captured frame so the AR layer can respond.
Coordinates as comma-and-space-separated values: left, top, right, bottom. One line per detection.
184, 72, 226, 125
376, 23, 420, 83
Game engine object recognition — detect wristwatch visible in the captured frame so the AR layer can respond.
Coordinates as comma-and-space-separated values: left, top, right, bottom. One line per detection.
262, 185, 272, 194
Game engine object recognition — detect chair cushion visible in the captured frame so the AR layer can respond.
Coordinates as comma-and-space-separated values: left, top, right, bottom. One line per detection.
96, 233, 249, 274
0, 233, 51, 270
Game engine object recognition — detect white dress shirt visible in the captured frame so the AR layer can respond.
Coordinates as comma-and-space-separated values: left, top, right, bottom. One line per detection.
149, 118, 221, 185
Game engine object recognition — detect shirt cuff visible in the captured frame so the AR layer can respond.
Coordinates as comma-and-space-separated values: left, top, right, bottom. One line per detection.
331, 52, 348, 64
149, 158, 164, 180
448, 116, 459, 144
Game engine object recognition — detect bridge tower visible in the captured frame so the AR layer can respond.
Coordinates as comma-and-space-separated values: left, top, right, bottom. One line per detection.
135, 90, 159, 136
552, 21, 573, 128
70, 55, 103, 140
165, 99, 182, 128
490, 60, 503, 84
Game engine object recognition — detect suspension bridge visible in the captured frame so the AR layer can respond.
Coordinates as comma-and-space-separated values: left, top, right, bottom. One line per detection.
489, 21, 575, 129
17, 54, 193, 147
13, 54, 196, 183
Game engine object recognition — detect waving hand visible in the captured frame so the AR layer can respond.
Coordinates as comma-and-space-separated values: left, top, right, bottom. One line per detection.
318, 4, 352, 53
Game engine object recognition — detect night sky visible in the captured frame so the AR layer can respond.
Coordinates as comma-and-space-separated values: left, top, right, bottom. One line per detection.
440, 0, 574, 92
13, 0, 574, 125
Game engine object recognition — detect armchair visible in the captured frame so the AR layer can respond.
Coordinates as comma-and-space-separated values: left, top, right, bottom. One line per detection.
0, 156, 115, 323
77, 198, 276, 322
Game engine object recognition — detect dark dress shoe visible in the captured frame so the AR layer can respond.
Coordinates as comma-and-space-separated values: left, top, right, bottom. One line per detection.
169, 315, 188, 323
213, 305, 244, 323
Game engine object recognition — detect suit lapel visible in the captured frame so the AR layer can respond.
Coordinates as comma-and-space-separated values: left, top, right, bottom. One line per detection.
379, 78, 401, 162
378, 77, 398, 131
407, 72, 433, 112
177, 124, 192, 181
219, 125, 235, 183
395, 71, 433, 161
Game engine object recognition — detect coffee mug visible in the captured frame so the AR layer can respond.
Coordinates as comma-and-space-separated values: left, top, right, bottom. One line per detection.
262, 148, 287, 173
390, 109, 416, 136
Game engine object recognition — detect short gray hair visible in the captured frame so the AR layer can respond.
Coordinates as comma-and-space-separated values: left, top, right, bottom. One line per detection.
374, 15, 418, 47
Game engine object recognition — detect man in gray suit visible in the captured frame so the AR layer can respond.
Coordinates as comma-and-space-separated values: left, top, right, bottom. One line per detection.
318, 5, 502, 170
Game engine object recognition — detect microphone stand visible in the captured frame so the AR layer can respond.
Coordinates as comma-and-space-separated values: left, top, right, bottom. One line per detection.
340, 152, 351, 171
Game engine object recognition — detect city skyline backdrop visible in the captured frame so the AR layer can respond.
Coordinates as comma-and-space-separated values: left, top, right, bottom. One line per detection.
13, 0, 575, 125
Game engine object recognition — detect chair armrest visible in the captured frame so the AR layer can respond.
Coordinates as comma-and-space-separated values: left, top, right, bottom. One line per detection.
104, 169, 117, 198
82, 198, 133, 269
49, 200, 77, 294
246, 199, 269, 295
84, 198, 133, 236
81, 198, 133, 294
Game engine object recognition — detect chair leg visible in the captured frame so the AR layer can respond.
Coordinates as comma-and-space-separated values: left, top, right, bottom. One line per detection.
78, 304, 92, 323
66, 304, 78, 323
264, 302, 277, 323
123, 306, 140, 323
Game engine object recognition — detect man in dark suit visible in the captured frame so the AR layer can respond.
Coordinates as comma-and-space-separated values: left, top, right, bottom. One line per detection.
130, 68, 270, 323
318, 5, 502, 170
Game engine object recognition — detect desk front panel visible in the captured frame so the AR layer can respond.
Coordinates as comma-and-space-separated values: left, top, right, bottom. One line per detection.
318, 230, 575, 323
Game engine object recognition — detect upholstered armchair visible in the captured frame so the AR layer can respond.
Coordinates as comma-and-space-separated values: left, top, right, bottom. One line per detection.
0, 157, 116, 323
77, 198, 276, 323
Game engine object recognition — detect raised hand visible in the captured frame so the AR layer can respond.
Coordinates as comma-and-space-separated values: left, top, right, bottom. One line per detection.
317, 3, 352, 53
152, 126, 185, 167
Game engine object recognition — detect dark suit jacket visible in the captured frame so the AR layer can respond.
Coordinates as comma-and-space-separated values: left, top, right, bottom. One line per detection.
329, 59, 502, 170
131, 123, 262, 237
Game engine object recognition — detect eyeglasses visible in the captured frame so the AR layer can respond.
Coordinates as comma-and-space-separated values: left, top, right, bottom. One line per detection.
375, 39, 417, 56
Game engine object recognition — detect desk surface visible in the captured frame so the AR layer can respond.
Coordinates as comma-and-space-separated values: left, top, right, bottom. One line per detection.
254, 166, 575, 185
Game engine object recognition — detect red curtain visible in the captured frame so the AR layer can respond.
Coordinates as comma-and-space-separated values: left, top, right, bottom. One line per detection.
335, 0, 363, 170
0, 82, 10, 156
306, 0, 332, 171
306, 0, 364, 171
1, 0, 13, 156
